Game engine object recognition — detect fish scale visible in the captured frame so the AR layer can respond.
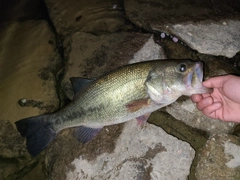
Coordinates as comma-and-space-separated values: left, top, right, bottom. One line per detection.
15, 59, 212, 156
54, 63, 153, 130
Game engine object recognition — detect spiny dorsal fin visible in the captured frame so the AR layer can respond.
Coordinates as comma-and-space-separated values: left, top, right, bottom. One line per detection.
70, 77, 94, 95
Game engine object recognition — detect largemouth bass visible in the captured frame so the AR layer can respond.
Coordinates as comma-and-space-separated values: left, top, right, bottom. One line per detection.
15, 59, 212, 156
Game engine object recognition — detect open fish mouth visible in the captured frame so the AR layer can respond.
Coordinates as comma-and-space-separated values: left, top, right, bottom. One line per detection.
184, 62, 213, 95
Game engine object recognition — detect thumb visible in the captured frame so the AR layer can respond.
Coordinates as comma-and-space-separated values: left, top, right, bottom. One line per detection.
203, 75, 230, 88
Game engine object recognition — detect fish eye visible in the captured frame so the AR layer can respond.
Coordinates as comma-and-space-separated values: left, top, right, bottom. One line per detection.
178, 63, 187, 72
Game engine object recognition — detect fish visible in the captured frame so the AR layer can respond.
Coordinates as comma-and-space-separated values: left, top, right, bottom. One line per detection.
15, 59, 212, 156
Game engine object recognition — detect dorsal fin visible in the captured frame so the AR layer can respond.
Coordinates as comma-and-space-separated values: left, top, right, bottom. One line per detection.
70, 77, 94, 95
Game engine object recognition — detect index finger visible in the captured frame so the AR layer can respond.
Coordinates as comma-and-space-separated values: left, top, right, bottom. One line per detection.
191, 93, 211, 103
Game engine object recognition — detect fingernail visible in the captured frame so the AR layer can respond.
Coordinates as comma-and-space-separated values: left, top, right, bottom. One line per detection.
203, 98, 211, 105
191, 96, 198, 103
213, 102, 221, 108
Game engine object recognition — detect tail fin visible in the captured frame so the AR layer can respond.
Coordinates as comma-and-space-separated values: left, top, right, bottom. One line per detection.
15, 114, 56, 156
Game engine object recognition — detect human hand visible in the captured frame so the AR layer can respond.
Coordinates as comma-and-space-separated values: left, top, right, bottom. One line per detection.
191, 75, 240, 123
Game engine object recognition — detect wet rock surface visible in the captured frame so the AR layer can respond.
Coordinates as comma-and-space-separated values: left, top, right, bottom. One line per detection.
44, 0, 125, 36
166, 99, 235, 135
125, 0, 240, 58
124, 0, 240, 30
165, 20, 240, 58
0, 20, 61, 125
196, 134, 240, 180
0, 0, 240, 180
0, 120, 41, 180
45, 122, 124, 179
65, 121, 194, 180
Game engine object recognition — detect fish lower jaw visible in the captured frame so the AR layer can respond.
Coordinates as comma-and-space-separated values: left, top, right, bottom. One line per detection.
184, 85, 213, 95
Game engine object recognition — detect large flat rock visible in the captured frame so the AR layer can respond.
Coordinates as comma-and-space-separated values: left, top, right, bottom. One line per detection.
166, 99, 235, 135
0, 120, 40, 180
44, 0, 125, 36
165, 20, 240, 58
125, 0, 240, 58
64, 121, 195, 180
196, 133, 240, 179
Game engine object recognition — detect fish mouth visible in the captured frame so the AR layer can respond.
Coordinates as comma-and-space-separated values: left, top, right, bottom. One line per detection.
184, 62, 213, 95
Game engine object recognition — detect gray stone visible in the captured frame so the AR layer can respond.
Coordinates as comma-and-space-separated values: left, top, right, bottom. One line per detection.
225, 140, 240, 168
124, 0, 240, 58
0, 120, 40, 180
125, 0, 213, 31
196, 134, 240, 180
44, 0, 125, 36
165, 20, 240, 58
166, 99, 235, 135
65, 121, 195, 180
129, 35, 166, 64
124, 0, 239, 32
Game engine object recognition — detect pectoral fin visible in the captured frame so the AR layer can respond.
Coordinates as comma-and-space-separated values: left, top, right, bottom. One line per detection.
136, 113, 151, 126
74, 126, 103, 143
126, 99, 151, 112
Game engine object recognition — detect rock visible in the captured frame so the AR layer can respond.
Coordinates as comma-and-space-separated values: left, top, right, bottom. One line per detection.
124, 0, 240, 58
20, 162, 46, 180
166, 99, 235, 135
124, 0, 239, 32
125, 0, 212, 31
196, 134, 240, 179
59, 121, 194, 180
0, 21, 61, 125
44, 0, 125, 36
45, 123, 125, 180
148, 111, 209, 150
165, 20, 240, 58
62, 32, 165, 99
0, 120, 41, 180
202, 57, 237, 78
128, 35, 166, 64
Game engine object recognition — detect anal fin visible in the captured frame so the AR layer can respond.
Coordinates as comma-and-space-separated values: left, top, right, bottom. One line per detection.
136, 113, 151, 126
74, 126, 103, 143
